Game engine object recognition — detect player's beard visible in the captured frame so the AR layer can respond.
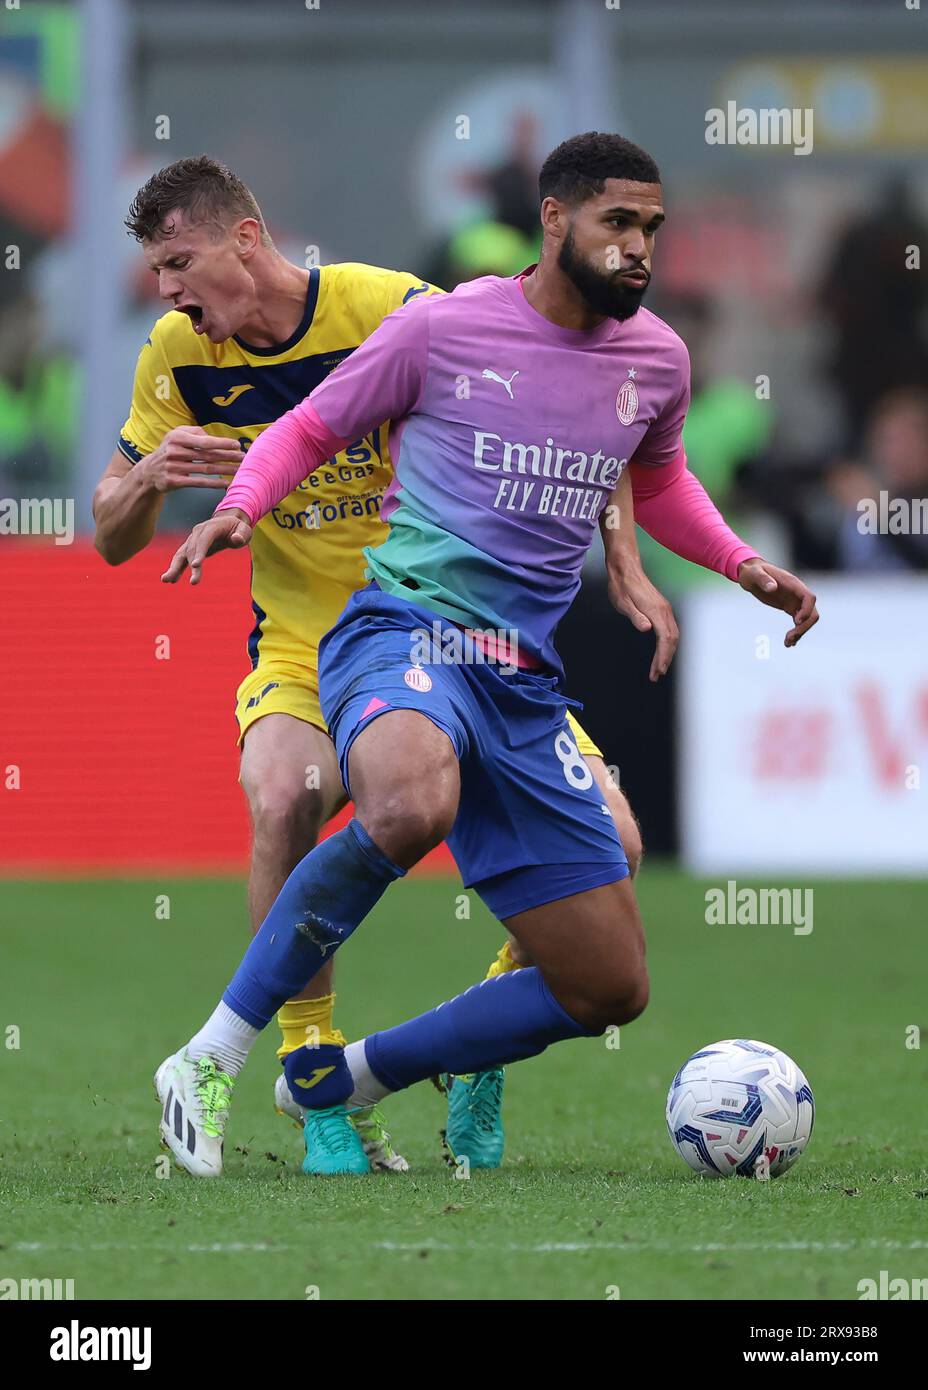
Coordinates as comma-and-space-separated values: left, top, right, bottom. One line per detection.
557, 226, 649, 322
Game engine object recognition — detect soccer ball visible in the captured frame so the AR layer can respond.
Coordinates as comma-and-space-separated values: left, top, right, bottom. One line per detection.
666, 1039, 814, 1179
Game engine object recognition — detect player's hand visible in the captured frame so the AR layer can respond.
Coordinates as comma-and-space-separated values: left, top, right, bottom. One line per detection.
139, 427, 244, 493
737, 557, 819, 647
161, 509, 253, 585
607, 561, 679, 682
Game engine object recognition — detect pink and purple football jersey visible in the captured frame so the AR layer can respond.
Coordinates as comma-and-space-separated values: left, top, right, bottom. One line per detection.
303, 271, 690, 671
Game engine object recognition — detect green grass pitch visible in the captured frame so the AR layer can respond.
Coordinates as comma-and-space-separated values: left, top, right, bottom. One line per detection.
1, 870, 926, 1301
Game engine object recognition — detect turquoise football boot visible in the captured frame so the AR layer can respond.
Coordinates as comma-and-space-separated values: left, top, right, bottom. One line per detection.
442, 1068, 505, 1169
302, 1103, 370, 1175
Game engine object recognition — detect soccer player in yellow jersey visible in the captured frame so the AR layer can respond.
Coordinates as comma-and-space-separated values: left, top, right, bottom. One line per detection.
93, 157, 665, 1176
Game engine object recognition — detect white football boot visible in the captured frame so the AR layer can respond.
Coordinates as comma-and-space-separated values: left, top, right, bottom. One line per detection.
273, 1072, 409, 1172
155, 1050, 235, 1177
274, 1070, 305, 1127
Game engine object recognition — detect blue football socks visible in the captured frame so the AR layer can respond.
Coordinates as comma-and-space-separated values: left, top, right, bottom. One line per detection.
364, 966, 595, 1092
223, 818, 405, 1029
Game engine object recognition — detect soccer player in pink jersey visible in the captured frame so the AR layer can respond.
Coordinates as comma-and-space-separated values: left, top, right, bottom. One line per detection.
159, 133, 818, 1176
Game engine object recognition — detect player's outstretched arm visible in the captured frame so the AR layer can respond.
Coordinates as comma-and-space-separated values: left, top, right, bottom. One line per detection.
600, 464, 679, 683
161, 401, 352, 584
736, 557, 819, 647
93, 428, 243, 565
161, 508, 253, 585
629, 451, 819, 646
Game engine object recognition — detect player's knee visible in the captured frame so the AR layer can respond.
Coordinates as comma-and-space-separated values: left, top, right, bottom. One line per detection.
575, 965, 650, 1033
247, 781, 326, 855
617, 967, 650, 1024
360, 792, 456, 865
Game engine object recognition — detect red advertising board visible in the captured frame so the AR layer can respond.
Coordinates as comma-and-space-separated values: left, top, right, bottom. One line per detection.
0, 538, 454, 876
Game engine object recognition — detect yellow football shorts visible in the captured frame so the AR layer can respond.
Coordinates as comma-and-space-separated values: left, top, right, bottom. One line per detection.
567, 709, 602, 759
235, 658, 326, 745
236, 656, 603, 759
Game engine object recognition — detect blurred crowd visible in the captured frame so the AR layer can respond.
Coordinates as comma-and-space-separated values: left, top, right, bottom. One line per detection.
2, 68, 926, 584
419, 125, 928, 588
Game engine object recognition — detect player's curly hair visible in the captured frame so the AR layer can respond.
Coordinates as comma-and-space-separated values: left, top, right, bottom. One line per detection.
125, 155, 271, 244
539, 132, 661, 206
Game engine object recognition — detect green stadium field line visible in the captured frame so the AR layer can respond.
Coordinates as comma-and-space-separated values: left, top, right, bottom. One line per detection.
11, 1239, 928, 1256
378, 1239, 928, 1254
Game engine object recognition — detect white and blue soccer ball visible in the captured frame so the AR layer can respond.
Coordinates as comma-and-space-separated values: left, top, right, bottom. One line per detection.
666, 1039, 814, 1179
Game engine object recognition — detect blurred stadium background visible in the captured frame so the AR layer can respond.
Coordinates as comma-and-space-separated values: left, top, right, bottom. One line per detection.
1, 0, 926, 877
2, 0, 928, 1307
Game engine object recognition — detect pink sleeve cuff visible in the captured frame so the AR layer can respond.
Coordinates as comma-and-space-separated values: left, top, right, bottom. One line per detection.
216, 402, 349, 526
629, 450, 759, 582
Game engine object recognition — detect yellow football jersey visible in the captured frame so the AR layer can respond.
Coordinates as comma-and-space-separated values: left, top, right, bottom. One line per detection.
118, 262, 439, 665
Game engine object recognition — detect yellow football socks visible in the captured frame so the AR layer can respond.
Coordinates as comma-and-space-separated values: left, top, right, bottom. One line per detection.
276, 994, 347, 1061
484, 941, 522, 980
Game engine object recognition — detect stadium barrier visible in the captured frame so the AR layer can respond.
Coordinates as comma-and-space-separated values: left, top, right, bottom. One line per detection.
679, 576, 928, 874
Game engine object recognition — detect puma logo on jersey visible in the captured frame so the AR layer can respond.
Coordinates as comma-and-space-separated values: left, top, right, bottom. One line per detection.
212, 384, 254, 407
293, 1067, 336, 1090
482, 368, 519, 399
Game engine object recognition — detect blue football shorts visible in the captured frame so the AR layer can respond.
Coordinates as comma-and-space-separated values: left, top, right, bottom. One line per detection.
318, 585, 629, 920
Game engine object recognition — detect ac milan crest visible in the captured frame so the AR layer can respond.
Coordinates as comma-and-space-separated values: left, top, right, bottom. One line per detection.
404, 666, 432, 692
616, 368, 639, 426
